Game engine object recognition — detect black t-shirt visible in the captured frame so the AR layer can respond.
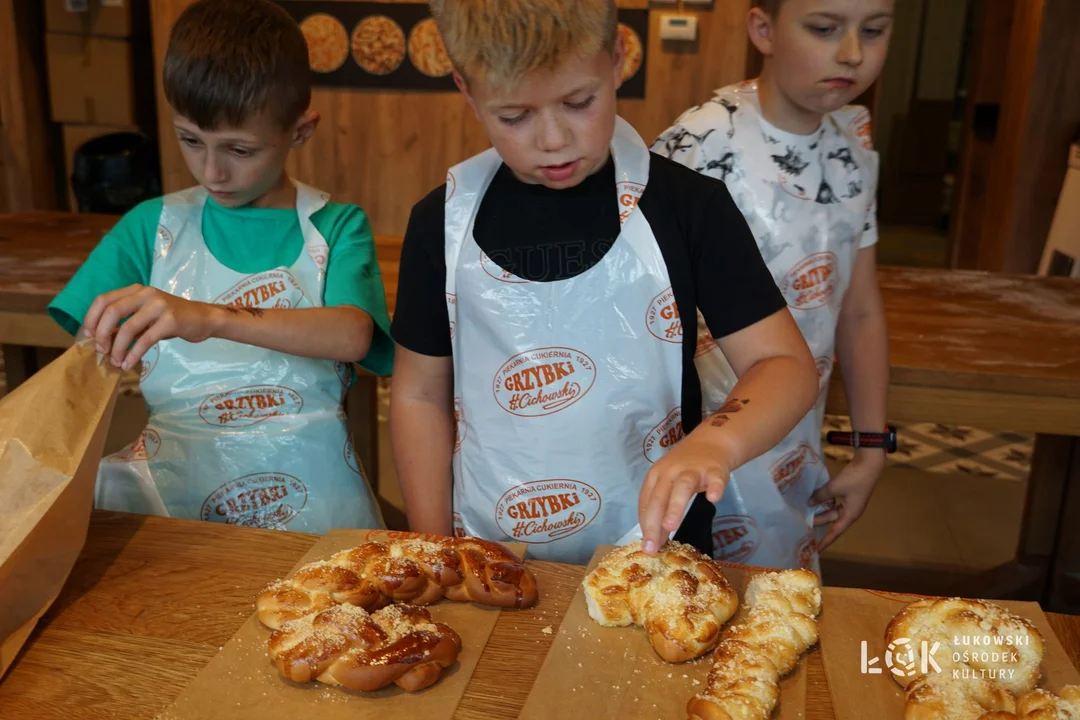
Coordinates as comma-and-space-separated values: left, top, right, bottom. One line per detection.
391, 152, 786, 554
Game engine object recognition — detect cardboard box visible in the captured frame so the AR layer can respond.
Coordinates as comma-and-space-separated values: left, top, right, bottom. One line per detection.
61, 123, 138, 211
46, 33, 135, 125
45, 0, 133, 38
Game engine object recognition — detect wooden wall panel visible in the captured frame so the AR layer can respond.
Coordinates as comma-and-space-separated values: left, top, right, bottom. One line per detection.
973, 0, 1080, 274
0, 0, 57, 212
150, 0, 751, 235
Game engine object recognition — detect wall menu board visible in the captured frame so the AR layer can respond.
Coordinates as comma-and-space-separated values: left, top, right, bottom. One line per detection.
274, 1, 649, 98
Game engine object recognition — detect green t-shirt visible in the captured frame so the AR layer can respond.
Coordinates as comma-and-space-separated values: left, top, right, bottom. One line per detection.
48, 196, 394, 376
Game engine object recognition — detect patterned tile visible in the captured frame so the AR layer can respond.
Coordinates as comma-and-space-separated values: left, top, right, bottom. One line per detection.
821, 415, 1032, 481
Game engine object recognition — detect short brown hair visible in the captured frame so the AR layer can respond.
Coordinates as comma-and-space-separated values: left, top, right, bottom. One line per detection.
753, 0, 785, 14
429, 0, 618, 90
164, 0, 311, 130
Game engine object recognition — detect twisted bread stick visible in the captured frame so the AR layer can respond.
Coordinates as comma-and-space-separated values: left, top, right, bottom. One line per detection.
687, 569, 822, 720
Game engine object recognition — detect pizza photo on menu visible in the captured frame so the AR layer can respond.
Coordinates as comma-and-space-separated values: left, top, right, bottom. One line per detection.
298, 13, 349, 73
408, 17, 454, 78
618, 22, 644, 82
352, 15, 407, 76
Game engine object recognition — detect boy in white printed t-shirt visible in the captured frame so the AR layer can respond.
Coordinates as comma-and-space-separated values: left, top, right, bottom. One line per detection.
653, 0, 896, 572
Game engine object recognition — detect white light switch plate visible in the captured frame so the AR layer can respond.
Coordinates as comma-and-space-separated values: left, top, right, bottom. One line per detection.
659, 14, 698, 42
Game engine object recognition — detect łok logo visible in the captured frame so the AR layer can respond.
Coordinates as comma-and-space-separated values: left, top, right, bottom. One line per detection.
861, 638, 942, 677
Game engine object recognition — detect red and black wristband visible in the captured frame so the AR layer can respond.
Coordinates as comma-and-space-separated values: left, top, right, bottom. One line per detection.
825, 425, 898, 453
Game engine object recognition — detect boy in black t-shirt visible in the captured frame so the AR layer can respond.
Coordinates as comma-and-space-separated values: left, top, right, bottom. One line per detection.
390, 0, 819, 565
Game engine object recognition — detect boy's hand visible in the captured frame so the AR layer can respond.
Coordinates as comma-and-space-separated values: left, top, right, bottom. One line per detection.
809, 451, 885, 551
84, 284, 218, 370
638, 433, 731, 555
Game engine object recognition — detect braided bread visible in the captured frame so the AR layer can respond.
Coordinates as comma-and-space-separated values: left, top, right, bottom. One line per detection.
268, 603, 462, 693
886, 598, 1044, 696
256, 537, 539, 629
1008, 686, 1080, 719
687, 568, 822, 720
583, 540, 739, 663
903, 672, 1017, 720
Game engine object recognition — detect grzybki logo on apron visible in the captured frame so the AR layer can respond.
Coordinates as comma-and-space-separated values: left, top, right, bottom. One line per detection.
200, 472, 310, 529
643, 407, 684, 464
646, 287, 682, 343
492, 347, 597, 417
494, 479, 603, 544
213, 269, 304, 309
198, 385, 305, 427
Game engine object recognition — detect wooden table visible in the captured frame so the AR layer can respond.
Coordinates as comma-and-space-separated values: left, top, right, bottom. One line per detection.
0, 512, 1077, 720
3, 211, 1080, 610
835, 268, 1080, 613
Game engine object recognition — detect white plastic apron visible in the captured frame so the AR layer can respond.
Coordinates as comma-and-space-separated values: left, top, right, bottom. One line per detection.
446, 117, 684, 565
693, 83, 879, 572
96, 182, 383, 534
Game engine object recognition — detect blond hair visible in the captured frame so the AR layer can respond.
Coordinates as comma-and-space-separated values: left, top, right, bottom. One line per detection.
429, 0, 618, 89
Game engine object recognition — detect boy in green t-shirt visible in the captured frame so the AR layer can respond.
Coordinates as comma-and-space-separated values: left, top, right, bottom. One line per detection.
49, 0, 392, 534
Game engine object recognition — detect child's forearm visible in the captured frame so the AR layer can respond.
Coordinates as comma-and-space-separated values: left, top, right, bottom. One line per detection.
207, 304, 374, 362
390, 394, 455, 536
836, 305, 889, 453
687, 355, 819, 472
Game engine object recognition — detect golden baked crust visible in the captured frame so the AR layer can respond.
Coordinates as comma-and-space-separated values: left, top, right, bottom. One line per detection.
256, 537, 538, 629
583, 540, 739, 663
352, 16, 405, 75
1009, 686, 1080, 719
886, 597, 1044, 696
299, 13, 349, 73
408, 18, 453, 78
687, 569, 822, 720
617, 23, 643, 81
268, 604, 461, 693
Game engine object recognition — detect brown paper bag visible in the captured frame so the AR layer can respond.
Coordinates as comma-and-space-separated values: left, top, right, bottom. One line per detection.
0, 340, 121, 679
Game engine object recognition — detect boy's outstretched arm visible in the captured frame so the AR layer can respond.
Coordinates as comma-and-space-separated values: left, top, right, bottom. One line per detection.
809, 246, 889, 549
389, 346, 456, 537
84, 285, 377, 366
638, 307, 818, 553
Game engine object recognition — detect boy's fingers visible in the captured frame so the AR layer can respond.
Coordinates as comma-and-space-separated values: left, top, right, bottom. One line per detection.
122, 324, 166, 371
95, 295, 144, 354
640, 473, 673, 554
662, 472, 698, 533
639, 466, 660, 519
112, 305, 160, 367
808, 482, 837, 507
705, 469, 727, 503
816, 516, 851, 551
85, 285, 143, 335
813, 509, 840, 527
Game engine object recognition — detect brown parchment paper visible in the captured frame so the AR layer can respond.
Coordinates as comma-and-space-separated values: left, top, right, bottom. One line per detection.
157, 528, 530, 720
519, 546, 809, 720
818, 587, 1080, 719
0, 341, 121, 678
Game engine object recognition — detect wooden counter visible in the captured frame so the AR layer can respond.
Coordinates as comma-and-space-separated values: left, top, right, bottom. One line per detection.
1, 512, 1078, 719
2, 210, 1080, 610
